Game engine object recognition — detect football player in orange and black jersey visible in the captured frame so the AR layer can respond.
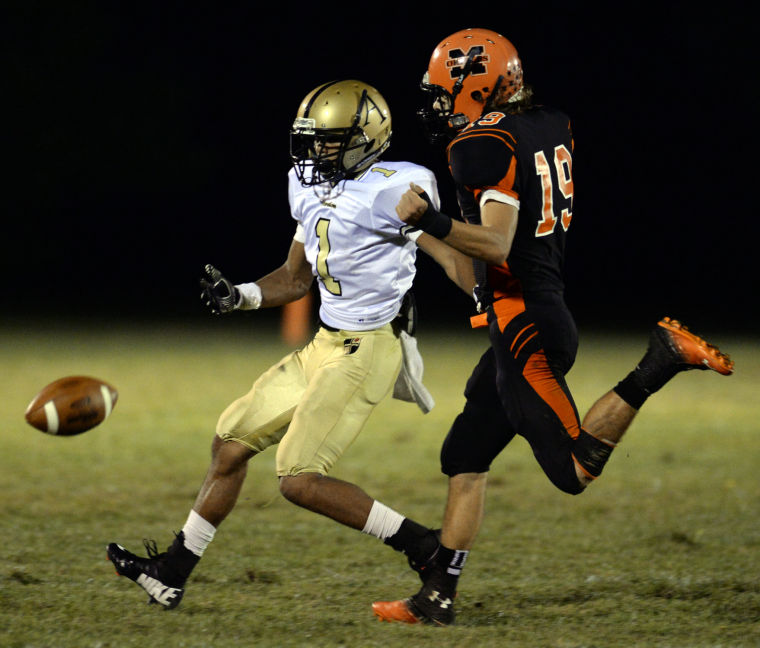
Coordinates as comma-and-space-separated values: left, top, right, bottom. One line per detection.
449, 103, 574, 301
372, 27, 734, 627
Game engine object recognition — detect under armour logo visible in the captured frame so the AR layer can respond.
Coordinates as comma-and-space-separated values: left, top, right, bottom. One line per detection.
446, 46, 490, 79
427, 590, 453, 609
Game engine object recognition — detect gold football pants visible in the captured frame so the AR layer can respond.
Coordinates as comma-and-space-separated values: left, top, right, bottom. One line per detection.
216, 324, 401, 476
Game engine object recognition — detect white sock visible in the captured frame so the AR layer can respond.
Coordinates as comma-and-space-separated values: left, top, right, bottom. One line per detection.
361, 500, 404, 540
181, 510, 217, 557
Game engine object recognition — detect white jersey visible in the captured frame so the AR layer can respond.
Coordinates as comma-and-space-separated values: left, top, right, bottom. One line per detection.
288, 161, 439, 331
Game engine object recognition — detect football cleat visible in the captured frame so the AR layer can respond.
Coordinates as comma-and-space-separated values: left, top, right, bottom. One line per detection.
107, 532, 196, 609
656, 317, 734, 375
372, 599, 422, 624
373, 588, 455, 626
374, 562, 455, 626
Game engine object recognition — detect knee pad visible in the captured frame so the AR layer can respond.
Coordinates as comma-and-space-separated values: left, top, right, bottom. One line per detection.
440, 400, 513, 476
548, 466, 586, 495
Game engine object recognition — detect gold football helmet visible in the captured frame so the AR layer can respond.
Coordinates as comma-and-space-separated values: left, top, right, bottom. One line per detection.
290, 80, 392, 186
418, 28, 523, 143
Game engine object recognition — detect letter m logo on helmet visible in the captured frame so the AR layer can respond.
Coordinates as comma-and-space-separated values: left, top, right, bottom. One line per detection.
445, 47, 491, 79
418, 28, 524, 143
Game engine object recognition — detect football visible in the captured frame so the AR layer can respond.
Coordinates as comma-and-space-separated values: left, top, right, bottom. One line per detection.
24, 376, 118, 436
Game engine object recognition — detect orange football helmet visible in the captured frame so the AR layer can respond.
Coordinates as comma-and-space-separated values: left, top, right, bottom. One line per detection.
418, 28, 523, 143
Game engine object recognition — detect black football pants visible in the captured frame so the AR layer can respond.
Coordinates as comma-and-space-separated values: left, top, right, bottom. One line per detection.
440, 292, 585, 494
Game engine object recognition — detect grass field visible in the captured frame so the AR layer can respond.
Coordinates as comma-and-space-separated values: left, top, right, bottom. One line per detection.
1, 317, 758, 648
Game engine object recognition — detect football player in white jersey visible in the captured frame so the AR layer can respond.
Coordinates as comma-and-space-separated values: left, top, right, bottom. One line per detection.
106, 80, 464, 609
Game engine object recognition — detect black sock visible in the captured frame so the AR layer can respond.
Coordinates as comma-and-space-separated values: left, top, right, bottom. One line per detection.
614, 347, 680, 410
167, 532, 201, 581
613, 371, 649, 410
430, 545, 468, 597
384, 518, 434, 561
614, 323, 687, 410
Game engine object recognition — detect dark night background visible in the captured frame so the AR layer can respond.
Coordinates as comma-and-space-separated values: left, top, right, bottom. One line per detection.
4, 2, 756, 335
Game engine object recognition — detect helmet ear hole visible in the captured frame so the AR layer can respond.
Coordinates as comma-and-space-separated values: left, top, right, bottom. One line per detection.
470, 90, 484, 103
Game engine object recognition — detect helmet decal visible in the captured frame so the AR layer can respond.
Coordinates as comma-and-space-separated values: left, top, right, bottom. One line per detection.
359, 92, 388, 128
446, 46, 490, 78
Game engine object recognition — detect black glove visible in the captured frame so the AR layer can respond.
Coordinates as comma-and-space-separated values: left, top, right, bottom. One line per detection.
200, 264, 240, 315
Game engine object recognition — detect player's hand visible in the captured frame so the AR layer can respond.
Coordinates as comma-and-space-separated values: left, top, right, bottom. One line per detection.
396, 183, 431, 225
200, 264, 240, 315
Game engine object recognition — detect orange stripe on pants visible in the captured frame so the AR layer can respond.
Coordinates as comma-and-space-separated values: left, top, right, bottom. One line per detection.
522, 350, 580, 440
493, 296, 526, 332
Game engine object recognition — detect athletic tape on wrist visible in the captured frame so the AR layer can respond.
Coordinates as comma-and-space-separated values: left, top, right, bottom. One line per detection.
236, 282, 262, 310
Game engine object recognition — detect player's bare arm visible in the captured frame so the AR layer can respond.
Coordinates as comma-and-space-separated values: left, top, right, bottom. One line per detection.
254, 239, 314, 308
397, 183, 517, 265
415, 233, 476, 295
201, 240, 314, 314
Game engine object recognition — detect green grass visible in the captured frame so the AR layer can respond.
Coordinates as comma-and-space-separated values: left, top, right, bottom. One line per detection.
1, 319, 758, 648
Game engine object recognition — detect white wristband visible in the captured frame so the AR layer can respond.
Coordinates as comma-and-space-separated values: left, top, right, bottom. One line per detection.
236, 282, 262, 310
400, 225, 423, 243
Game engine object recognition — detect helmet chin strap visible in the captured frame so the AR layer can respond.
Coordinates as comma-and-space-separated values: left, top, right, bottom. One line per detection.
451, 52, 507, 122
450, 48, 480, 104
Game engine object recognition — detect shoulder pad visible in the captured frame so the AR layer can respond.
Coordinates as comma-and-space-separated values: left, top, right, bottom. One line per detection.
449, 130, 514, 189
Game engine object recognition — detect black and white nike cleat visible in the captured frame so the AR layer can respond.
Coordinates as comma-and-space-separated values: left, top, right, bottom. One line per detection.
107, 532, 197, 609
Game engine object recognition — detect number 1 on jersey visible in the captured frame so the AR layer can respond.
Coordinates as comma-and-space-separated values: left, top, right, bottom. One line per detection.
315, 218, 342, 295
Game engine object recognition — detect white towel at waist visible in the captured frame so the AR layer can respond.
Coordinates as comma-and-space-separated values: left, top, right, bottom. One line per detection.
392, 330, 435, 414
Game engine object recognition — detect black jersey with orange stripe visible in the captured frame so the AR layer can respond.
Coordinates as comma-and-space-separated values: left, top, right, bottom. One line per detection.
447, 106, 574, 303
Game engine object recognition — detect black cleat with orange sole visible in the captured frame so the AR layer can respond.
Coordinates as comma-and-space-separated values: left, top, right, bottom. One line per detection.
373, 567, 456, 627
656, 317, 734, 375
373, 588, 455, 627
